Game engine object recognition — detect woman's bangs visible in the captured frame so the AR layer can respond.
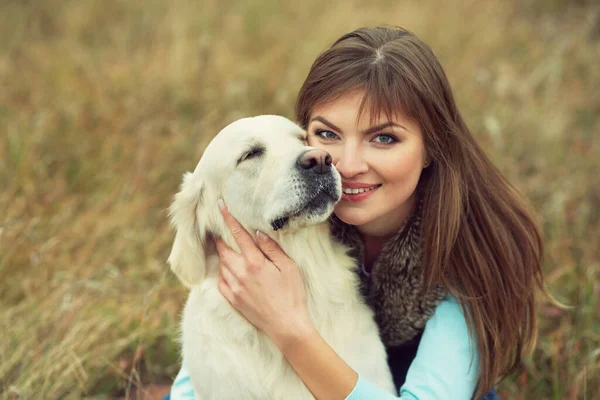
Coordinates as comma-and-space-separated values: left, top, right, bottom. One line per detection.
358, 65, 419, 127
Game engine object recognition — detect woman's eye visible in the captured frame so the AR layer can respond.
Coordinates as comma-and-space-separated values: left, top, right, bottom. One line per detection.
373, 134, 398, 145
315, 130, 339, 140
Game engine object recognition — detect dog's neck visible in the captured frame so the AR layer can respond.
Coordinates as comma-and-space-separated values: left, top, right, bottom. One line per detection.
276, 223, 362, 318
218, 221, 360, 310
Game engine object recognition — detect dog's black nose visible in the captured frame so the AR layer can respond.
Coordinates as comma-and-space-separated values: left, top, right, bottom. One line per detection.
297, 149, 332, 175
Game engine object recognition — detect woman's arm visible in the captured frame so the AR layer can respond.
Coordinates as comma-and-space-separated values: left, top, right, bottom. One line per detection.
215, 201, 360, 399
167, 299, 481, 400
169, 364, 195, 399
215, 202, 479, 399
274, 323, 360, 399
399, 296, 479, 400
274, 297, 480, 400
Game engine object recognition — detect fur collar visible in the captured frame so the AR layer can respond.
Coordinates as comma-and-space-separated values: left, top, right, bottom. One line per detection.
329, 202, 446, 347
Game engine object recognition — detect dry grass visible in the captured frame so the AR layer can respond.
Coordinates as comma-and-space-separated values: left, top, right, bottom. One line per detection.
0, 0, 598, 398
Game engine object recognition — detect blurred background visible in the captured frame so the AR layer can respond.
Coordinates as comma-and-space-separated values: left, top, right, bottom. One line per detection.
1, 0, 598, 398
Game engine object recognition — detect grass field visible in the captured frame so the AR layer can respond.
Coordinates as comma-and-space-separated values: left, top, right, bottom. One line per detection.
1, 0, 599, 398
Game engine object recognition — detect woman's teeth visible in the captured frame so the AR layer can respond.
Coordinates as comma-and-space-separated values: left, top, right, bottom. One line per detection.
342, 185, 380, 195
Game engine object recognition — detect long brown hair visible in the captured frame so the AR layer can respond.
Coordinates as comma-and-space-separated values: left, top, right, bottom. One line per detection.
296, 26, 547, 397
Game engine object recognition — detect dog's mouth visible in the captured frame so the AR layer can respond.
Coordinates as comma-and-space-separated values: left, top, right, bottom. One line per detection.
270, 184, 339, 231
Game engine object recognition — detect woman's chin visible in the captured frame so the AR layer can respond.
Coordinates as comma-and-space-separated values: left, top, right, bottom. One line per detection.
332, 206, 372, 227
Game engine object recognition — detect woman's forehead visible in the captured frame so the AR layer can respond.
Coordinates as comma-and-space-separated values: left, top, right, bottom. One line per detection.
309, 91, 415, 129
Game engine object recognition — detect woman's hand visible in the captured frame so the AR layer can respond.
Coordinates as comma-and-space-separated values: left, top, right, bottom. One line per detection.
216, 199, 314, 346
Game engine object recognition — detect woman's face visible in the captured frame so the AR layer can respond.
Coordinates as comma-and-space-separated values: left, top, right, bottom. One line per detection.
306, 91, 428, 237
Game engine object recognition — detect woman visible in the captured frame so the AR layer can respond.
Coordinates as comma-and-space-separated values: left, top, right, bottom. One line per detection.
168, 26, 546, 399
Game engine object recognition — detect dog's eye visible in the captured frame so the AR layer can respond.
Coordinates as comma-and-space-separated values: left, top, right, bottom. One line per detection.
242, 148, 263, 161
238, 146, 265, 164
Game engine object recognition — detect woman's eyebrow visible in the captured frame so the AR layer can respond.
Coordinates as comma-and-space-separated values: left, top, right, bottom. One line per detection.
362, 122, 408, 135
310, 116, 342, 132
310, 116, 408, 134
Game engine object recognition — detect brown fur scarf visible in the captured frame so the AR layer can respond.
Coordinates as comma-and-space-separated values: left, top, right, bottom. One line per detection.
329, 203, 446, 347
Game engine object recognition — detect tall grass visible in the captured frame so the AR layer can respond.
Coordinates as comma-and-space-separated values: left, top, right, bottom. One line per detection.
0, 0, 598, 398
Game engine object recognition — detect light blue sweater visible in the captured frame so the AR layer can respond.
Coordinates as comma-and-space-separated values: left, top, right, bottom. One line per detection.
170, 295, 479, 400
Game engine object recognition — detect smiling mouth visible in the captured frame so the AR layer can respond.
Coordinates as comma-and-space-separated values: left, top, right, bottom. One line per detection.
341, 184, 382, 195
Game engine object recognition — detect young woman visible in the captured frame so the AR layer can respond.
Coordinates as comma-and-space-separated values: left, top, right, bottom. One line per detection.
168, 26, 546, 400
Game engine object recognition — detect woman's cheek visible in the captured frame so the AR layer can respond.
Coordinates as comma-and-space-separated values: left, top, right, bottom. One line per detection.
306, 134, 320, 148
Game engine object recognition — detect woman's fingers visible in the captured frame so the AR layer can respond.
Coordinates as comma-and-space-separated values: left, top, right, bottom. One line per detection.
218, 268, 236, 304
214, 238, 236, 265
255, 231, 285, 271
218, 199, 261, 258
215, 238, 249, 280
215, 231, 311, 339
214, 237, 232, 258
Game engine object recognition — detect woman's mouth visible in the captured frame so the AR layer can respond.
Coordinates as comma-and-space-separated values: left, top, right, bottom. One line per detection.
341, 184, 382, 202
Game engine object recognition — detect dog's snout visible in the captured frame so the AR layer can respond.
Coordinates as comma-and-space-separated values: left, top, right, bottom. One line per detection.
297, 149, 332, 175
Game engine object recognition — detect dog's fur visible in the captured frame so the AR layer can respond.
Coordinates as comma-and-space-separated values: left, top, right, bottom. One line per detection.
168, 115, 395, 399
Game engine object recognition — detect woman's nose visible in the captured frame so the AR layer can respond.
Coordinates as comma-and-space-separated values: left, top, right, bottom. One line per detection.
334, 146, 368, 178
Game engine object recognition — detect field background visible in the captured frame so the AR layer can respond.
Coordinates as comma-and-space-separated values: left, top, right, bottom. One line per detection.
1, 0, 599, 399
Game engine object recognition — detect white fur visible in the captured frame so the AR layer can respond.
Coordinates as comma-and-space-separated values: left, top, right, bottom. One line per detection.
168, 115, 395, 399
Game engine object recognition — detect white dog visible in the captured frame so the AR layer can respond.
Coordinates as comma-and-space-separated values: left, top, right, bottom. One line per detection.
168, 115, 395, 399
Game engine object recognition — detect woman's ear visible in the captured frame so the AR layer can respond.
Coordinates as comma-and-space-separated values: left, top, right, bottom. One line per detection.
167, 172, 210, 287
423, 151, 431, 168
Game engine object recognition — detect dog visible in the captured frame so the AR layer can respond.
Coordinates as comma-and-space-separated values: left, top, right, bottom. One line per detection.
168, 115, 395, 399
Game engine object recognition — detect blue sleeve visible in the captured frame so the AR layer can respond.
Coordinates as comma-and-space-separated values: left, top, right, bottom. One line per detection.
346, 296, 479, 400
169, 298, 478, 400
170, 363, 195, 400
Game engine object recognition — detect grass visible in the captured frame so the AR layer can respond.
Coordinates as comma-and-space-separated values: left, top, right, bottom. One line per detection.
0, 0, 598, 398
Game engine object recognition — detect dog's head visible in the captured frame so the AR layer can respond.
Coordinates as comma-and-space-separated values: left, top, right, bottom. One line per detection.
168, 115, 341, 286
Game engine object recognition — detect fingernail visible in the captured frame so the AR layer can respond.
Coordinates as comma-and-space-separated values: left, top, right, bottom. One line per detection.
217, 199, 225, 210
256, 230, 268, 240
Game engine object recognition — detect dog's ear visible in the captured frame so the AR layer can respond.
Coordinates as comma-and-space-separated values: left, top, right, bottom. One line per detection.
167, 172, 212, 287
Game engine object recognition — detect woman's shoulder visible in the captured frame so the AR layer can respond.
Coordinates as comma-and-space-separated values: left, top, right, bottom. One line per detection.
400, 295, 480, 399
426, 295, 472, 337
416, 294, 478, 366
